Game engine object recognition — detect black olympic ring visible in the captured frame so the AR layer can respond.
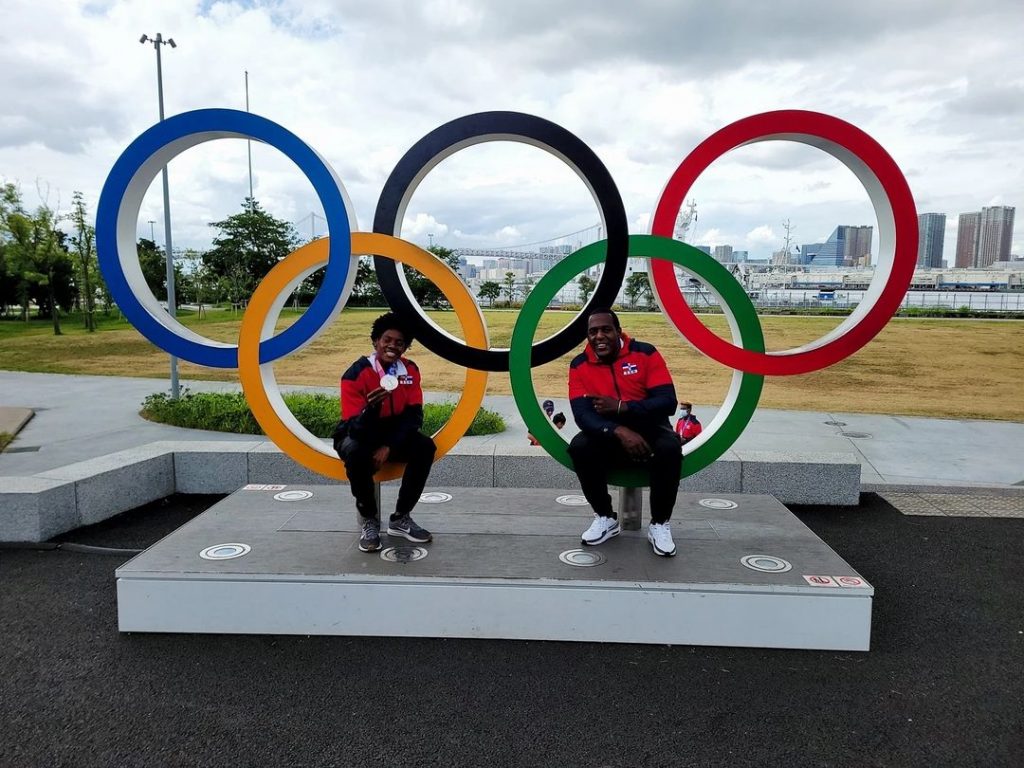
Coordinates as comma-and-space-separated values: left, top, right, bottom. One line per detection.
372, 111, 629, 371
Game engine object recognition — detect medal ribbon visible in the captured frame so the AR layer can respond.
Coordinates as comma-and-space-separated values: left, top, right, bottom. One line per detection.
368, 354, 406, 385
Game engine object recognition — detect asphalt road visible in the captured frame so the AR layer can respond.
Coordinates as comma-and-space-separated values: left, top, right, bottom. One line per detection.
1, 494, 1022, 768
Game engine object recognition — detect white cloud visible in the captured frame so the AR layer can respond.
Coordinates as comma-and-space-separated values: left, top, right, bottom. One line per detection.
695, 228, 724, 247
0, 0, 1021, 262
401, 213, 450, 240
746, 225, 777, 245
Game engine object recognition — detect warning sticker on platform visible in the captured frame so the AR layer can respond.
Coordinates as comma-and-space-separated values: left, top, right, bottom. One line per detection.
803, 575, 837, 587
833, 576, 869, 588
243, 484, 287, 491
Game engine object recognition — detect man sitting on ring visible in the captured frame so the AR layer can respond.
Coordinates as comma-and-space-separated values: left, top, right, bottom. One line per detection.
566, 308, 682, 557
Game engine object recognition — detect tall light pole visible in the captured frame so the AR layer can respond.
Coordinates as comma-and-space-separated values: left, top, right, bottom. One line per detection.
140, 32, 179, 398
245, 70, 254, 207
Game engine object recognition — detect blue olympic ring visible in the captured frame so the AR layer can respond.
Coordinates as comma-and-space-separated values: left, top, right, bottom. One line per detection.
95, 108, 354, 367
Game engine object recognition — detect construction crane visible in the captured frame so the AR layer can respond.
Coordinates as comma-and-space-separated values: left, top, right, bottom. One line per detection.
673, 199, 698, 242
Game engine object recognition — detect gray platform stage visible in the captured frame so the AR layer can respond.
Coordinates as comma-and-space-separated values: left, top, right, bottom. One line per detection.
116, 486, 873, 650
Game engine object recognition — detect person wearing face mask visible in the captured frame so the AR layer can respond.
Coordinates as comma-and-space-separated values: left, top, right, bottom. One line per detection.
674, 401, 703, 445
332, 312, 435, 553
566, 308, 682, 557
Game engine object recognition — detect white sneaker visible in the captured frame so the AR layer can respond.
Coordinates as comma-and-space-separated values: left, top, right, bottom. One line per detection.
581, 515, 620, 546
648, 522, 676, 557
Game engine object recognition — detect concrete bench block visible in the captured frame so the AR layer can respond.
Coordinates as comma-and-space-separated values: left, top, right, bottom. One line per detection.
680, 453, 742, 493
493, 446, 581, 489
36, 445, 175, 527
0, 476, 78, 542
154, 441, 261, 494
0, 443, 865, 542
737, 450, 860, 505
248, 444, 333, 486
430, 444, 495, 487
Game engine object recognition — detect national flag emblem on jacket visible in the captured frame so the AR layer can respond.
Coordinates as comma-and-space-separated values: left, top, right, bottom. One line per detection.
622, 362, 639, 375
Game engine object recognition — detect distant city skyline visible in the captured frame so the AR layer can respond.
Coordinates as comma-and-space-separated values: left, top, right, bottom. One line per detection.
450, 202, 1017, 271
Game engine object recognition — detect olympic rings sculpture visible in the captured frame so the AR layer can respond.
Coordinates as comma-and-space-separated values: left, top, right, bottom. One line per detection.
97, 107, 917, 482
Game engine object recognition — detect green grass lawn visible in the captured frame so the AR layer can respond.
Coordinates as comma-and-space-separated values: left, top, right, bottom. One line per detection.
2, 306, 1023, 421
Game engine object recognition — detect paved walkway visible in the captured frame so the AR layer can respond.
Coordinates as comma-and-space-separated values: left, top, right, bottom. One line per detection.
1, 370, 1022, 490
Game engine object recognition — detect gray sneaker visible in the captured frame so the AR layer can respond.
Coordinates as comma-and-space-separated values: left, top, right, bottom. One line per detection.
387, 515, 432, 543
359, 518, 382, 552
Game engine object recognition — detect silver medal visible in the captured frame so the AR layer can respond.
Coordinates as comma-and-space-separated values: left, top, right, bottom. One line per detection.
380, 374, 399, 392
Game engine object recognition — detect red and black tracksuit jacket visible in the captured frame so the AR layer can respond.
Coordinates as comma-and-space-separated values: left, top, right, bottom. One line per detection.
568, 332, 677, 437
335, 356, 424, 448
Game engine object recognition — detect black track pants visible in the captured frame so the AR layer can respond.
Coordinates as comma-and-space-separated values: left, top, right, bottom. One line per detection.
337, 430, 436, 521
567, 427, 682, 524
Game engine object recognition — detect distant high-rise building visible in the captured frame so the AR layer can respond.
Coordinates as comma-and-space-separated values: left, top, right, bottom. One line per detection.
713, 245, 733, 262
814, 228, 845, 266
695, 245, 711, 255
812, 225, 872, 267
844, 225, 873, 264
732, 250, 749, 262
800, 242, 825, 265
977, 206, 1015, 267
917, 213, 946, 268
955, 212, 981, 268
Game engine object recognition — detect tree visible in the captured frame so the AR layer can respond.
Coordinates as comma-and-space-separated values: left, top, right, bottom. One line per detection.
67, 191, 99, 331
0, 183, 73, 333
178, 248, 211, 318
578, 273, 596, 304
137, 238, 167, 299
625, 272, 652, 309
400, 245, 461, 309
0, 183, 19, 316
135, 237, 185, 308
502, 271, 518, 306
521, 274, 535, 302
40, 231, 77, 320
203, 198, 300, 308
477, 280, 501, 307
349, 257, 383, 306
0, 183, 37, 320
428, 244, 460, 272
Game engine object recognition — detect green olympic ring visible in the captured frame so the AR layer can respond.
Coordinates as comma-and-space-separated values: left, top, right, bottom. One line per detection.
509, 234, 765, 486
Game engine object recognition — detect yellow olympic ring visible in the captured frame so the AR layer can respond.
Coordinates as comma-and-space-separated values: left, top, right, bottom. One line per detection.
238, 232, 489, 481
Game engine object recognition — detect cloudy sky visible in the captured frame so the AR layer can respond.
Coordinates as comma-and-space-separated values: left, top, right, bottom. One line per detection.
2, 0, 1022, 263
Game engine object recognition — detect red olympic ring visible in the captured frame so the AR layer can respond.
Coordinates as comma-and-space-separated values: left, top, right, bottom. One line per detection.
650, 110, 918, 376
